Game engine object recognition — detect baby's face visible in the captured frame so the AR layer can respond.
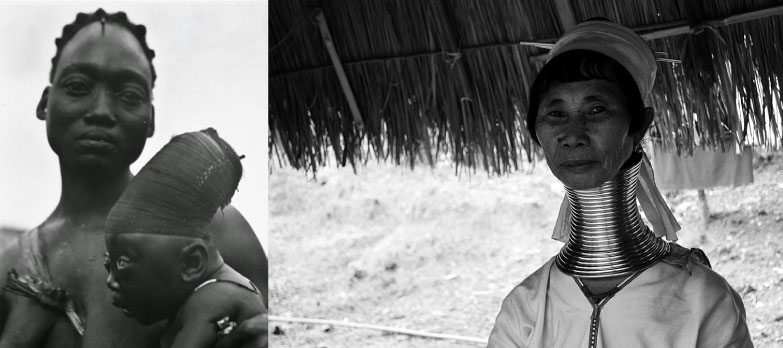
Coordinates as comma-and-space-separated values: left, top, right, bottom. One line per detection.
105, 232, 190, 325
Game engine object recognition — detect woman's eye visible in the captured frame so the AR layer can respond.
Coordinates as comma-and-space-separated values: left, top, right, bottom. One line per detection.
589, 106, 607, 114
115, 91, 144, 106
543, 110, 565, 118
64, 81, 92, 96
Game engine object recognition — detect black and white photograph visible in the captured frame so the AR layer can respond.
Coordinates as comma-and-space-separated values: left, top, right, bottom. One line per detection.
2, 1, 783, 348
269, 1, 781, 347
0, 2, 269, 348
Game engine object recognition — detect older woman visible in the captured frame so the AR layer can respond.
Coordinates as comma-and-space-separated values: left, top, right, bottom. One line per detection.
487, 20, 752, 348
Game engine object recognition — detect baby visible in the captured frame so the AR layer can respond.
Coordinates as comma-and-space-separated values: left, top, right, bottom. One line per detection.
104, 128, 266, 348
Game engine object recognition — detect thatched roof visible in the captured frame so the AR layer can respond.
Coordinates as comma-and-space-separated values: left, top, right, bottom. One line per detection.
270, 0, 783, 174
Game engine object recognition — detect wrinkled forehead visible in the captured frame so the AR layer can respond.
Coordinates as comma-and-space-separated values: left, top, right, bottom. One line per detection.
54, 21, 152, 85
539, 79, 627, 107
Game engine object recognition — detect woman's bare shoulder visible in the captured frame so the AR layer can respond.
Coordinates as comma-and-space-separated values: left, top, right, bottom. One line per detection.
206, 205, 264, 259
205, 204, 268, 305
0, 231, 24, 285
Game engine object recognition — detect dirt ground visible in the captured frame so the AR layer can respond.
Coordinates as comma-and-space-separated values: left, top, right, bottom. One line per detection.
269, 152, 783, 348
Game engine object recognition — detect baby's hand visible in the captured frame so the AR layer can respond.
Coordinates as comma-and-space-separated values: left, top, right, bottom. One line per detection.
216, 317, 237, 339
214, 313, 268, 348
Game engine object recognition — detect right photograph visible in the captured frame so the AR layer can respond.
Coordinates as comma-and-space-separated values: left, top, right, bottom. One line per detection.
269, 1, 782, 347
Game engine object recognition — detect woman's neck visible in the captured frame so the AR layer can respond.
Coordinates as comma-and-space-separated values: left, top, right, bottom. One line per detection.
556, 154, 670, 278
50, 163, 133, 225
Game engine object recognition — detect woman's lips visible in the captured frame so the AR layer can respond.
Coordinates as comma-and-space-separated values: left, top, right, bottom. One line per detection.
560, 160, 598, 173
77, 131, 116, 151
78, 131, 116, 144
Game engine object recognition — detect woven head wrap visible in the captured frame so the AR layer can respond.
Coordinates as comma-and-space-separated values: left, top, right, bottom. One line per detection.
107, 128, 243, 239
534, 20, 681, 242
547, 20, 657, 105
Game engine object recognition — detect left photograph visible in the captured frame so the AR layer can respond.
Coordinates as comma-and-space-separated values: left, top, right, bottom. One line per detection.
0, 3, 268, 348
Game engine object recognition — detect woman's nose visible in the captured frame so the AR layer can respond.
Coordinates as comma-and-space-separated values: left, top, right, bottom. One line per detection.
85, 89, 117, 127
557, 117, 589, 148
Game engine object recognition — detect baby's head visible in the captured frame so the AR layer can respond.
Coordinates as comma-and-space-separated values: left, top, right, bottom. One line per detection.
105, 128, 242, 325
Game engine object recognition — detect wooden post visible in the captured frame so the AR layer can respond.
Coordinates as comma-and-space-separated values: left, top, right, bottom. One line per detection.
698, 189, 710, 226
314, 9, 364, 130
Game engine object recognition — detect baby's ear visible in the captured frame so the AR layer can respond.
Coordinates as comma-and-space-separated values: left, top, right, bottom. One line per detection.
180, 241, 208, 283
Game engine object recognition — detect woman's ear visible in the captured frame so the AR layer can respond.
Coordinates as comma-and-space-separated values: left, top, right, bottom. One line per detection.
36, 87, 50, 120
180, 241, 208, 283
633, 107, 655, 145
147, 105, 155, 138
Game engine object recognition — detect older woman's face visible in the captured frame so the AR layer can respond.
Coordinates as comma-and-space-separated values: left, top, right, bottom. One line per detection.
534, 79, 635, 190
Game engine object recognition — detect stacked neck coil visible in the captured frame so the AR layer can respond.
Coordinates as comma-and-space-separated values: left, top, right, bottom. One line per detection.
555, 155, 670, 278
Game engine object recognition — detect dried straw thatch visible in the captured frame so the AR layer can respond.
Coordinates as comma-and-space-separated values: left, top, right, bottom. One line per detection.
270, 0, 783, 174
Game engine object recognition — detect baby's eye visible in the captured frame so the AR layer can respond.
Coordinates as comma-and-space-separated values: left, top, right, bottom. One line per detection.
116, 256, 131, 270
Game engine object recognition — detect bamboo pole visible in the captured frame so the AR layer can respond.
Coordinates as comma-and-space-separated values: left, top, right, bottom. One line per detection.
641, 4, 783, 40
269, 315, 487, 344
552, 0, 577, 31
531, 4, 783, 62
716, 5, 783, 26
314, 9, 364, 130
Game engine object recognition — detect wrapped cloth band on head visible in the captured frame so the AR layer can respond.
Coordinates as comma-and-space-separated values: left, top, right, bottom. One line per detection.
107, 128, 243, 239
547, 20, 657, 105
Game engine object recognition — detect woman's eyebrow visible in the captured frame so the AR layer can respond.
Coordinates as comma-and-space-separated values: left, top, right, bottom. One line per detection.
57, 62, 150, 92
543, 99, 564, 108
583, 96, 607, 103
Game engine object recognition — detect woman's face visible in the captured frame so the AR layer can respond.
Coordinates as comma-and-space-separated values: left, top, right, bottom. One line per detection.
43, 21, 154, 173
534, 79, 635, 190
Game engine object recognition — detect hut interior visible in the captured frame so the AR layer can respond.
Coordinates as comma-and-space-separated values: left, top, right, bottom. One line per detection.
270, 0, 783, 174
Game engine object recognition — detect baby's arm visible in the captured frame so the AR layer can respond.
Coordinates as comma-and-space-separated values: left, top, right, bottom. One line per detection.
169, 282, 260, 348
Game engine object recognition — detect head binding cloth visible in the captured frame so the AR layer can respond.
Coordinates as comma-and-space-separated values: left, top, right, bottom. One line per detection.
107, 128, 243, 239
547, 19, 657, 105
